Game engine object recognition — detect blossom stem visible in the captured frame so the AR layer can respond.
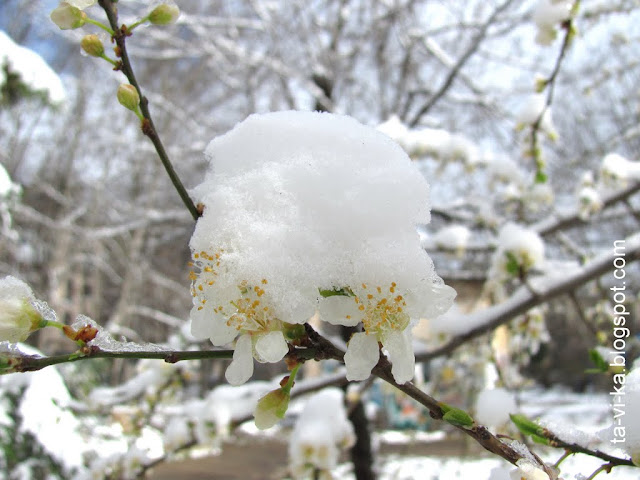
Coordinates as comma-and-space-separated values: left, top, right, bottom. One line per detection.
99, 53, 118, 67
283, 363, 300, 394
127, 17, 149, 32
84, 17, 114, 35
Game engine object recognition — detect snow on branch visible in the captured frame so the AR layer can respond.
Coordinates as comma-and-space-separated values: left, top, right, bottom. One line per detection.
415, 232, 640, 362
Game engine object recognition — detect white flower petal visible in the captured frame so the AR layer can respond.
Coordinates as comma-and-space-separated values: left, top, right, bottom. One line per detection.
67, 0, 96, 9
190, 304, 238, 346
318, 295, 361, 327
254, 330, 288, 363
225, 334, 254, 385
382, 329, 415, 384
344, 332, 379, 382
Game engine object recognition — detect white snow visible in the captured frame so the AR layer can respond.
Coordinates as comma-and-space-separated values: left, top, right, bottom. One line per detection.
600, 153, 640, 184
432, 225, 471, 253
0, 345, 86, 471
516, 94, 556, 138
0, 30, 65, 104
475, 388, 518, 427
288, 387, 355, 478
189, 110, 455, 384
377, 115, 481, 166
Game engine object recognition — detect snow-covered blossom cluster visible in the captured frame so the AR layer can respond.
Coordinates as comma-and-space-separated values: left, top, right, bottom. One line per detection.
600, 153, 640, 186
532, 0, 573, 46
189, 111, 456, 386
431, 225, 471, 256
288, 388, 355, 479
490, 223, 545, 280
377, 115, 482, 168
516, 94, 557, 140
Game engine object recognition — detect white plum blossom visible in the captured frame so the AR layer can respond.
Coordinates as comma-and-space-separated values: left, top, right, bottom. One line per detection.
50, 2, 89, 30
288, 388, 355, 479
0, 276, 45, 344
491, 223, 545, 279
66, 0, 95, 7
190, 111, 455, 385
532, 0, 572, 46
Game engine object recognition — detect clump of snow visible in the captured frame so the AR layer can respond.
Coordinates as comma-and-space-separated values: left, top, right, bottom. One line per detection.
377, 115, 481, 166
538, 418, 600, 449
516, 94, 557, 139
190, 111, 455, 385
576, 172, 602, 220
0, 344, 86, 473
475, 388, 518, 427
0, 30, 65, 104
76, 315, 169, 353
600, 153, 640, 186
532, 0, 572, 46
490, 223, 545, 279
510, 458, 550, 480
624, 367, 640, 465
288, 387, 355, 479
0, 163, 21, 198
432, 225, 471, 254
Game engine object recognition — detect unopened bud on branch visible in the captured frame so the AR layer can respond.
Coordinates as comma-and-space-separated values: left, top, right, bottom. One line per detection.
149, 4, 180, 25
81, 34, 104, 57
50, 2, 87, 30
117, 84, 141, 112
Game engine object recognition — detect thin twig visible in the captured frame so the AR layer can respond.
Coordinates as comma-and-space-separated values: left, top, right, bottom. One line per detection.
97, 0, 200, 221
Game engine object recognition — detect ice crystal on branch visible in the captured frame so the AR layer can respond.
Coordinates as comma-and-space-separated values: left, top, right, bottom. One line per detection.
189, 111, 455, 384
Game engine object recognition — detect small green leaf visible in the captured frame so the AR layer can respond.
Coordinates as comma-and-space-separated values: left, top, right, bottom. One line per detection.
531, 433, 550, 445
535, 170, 548, 184
588, 348, 608, 373
318, 287, 354, 298
443, 408, 474, 428
510, 413, 543, 437
504, 252, 521, 276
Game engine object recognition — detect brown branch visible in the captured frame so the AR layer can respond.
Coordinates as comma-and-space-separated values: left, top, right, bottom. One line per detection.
97, 0, 200, 221
408, 0, 515, 127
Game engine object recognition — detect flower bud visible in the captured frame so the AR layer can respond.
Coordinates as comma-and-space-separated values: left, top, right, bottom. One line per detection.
253, 388, 290, 430
117, 84, 140, 112
50, 2, 87, 30
148, 4, 180, 25
81, 34, 104, 58
0, 277, 46, 344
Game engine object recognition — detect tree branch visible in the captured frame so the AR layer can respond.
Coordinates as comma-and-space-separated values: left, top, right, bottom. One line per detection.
408, 0, 515, 127
415, 232, 640, 362
97, 0, 200, 221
